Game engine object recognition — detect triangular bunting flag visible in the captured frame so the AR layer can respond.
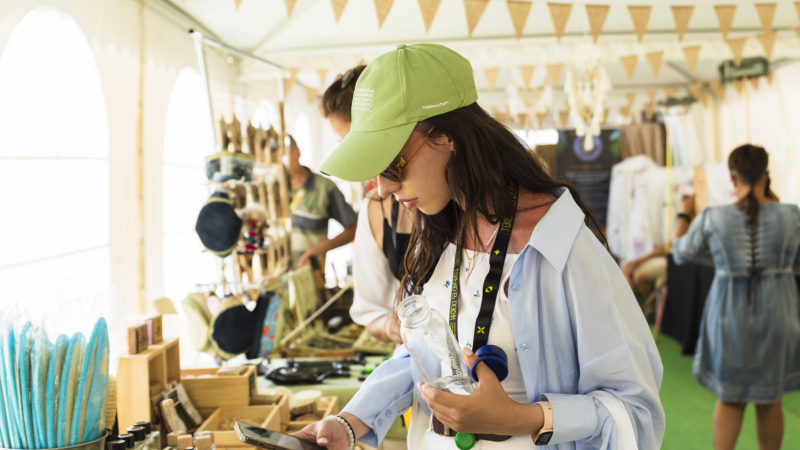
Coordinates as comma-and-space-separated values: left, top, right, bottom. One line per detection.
519, 65, 535, 88
547, 63, 564, 87
671, 6, 694, 42
689, 82, 702, 100
331, 0, 348, 23
464, 0, 490, 37
536, 112, 548, 126
755, 3, 776, 34
664, 87, 676, 98
714, 5, 737, 40
547, 3, 573, 42
620, 55, 638, 81
317, 68, 329, 86
646, 51, 663, 77
709, 79, 726, 100
585, 4, 610, 44
627, 6, 651, 43
517, 112, 530, 127
285, 0, 297, 17
508, 0, 533, 40
419, 0, 443, 32
374, 0, 395, 28
647, 90, 658, 106
305, 87, 318, 104
626, 92, 637, 107
559, 111, 570, 127
235, 0, 243, 9
796, 2, 800, 21
682, 45, 701, 72
285, 67, 300, 94
734, 79, 746, 96
727, 37, 747, 66
749, 77, 760, 91
484, 68, 500, 91
620, 105, 631, 118
757, 32, 776, 60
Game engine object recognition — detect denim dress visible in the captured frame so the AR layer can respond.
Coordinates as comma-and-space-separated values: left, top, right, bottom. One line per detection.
673, 203, 800, 402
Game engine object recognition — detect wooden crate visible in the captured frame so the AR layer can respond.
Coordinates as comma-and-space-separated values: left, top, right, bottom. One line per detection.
284, 396, 337, 433
251, 392, 290, 424
116, 337, 181, 431
196, 405, 281, 448
180, 365, 257, 418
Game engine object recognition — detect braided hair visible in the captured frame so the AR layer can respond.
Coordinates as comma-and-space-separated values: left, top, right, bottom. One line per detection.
727, 144, 774, 309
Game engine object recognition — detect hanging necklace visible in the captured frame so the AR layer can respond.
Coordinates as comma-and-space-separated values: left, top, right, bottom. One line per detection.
464, 223, 501, 276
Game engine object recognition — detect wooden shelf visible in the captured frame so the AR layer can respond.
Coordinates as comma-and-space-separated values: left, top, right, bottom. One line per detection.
116, 337, 181, 431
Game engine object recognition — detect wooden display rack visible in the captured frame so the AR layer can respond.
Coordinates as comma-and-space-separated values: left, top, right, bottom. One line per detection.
116, 337, 181, 431
196, 405, 281, 449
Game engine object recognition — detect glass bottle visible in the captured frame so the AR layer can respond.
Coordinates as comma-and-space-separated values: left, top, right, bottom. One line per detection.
397, 295, 474, 395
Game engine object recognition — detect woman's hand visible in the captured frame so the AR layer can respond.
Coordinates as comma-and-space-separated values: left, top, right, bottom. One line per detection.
680, 194, 696, 217
367, 313, 403, 344
292, 417, 351, 449
382, 313, 403, 344
418, 348, 542, 436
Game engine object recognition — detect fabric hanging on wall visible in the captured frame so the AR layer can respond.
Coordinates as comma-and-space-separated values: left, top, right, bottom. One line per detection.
620, 123, 666, 166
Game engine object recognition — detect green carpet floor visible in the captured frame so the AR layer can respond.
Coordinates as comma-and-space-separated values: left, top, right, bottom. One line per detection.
658, 334, 800, 449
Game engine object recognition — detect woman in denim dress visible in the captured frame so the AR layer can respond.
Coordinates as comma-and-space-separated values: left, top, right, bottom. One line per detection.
673, 144, 800, 450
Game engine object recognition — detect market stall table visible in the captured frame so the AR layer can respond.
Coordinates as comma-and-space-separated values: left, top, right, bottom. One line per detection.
257, 356, 407, 441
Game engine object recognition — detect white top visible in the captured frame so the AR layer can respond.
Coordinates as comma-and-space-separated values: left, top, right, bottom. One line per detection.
408, 243, 535, 449
349, 196, 400, 326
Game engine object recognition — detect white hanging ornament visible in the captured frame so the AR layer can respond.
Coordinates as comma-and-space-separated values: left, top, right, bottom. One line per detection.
564, 61, 610, 151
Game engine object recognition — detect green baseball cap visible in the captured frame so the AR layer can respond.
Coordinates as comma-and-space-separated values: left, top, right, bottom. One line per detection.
320, 43, 478, 182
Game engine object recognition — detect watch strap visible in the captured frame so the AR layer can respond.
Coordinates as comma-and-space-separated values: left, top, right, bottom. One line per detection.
532, 401, 553, 445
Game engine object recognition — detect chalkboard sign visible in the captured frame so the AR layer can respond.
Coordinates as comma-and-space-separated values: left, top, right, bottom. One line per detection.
555, 129, 622, 228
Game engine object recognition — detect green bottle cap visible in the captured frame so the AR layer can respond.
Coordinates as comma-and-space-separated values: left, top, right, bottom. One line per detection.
361, 367, 374, 375
454, 432, 476, 449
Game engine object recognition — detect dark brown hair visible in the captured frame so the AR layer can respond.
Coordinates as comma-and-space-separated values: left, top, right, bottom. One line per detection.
727, 144, 772, 227
320, 64, 367, 122
399, 103, 607, 297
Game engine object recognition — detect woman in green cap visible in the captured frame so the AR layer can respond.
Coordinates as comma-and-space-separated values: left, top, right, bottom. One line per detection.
294, 43, 664, 450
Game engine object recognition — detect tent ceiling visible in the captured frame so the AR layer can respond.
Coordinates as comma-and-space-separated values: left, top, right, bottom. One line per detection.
170, 0, 800, 95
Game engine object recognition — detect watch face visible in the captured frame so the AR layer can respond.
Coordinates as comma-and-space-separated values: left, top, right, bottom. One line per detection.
535, 431, 553, 446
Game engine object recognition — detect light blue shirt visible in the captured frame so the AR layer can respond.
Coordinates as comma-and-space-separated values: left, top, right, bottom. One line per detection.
343, 188, 665, 449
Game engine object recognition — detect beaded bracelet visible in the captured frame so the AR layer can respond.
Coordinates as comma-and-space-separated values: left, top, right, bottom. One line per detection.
327, 415, 355, 450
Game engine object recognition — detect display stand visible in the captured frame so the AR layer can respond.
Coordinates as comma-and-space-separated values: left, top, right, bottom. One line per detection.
116, 337, 180, 431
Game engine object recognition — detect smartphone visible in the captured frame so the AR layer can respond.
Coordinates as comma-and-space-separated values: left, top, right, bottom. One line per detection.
234, 422, 325, 450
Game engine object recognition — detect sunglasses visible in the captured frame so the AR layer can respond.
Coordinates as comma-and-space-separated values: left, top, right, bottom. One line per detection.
378, 127, 434, 183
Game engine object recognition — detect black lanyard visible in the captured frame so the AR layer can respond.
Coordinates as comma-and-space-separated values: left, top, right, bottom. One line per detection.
449, 183, 518, 351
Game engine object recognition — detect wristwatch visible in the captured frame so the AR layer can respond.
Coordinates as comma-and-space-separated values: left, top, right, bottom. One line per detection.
532, 401, 554, 445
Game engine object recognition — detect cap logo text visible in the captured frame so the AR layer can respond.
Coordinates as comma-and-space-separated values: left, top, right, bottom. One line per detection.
353, 87, 374, 112
422, 100, 449, 110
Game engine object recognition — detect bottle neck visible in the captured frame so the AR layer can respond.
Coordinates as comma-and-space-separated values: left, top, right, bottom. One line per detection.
397, 295, 432, 328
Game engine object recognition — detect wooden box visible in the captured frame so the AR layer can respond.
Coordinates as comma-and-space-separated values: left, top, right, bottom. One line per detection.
180, 366, 257, 418
117, 337, 181, 431
196, 405, 281, 448
251, 392, 290, 424
284, 396, 337, 433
